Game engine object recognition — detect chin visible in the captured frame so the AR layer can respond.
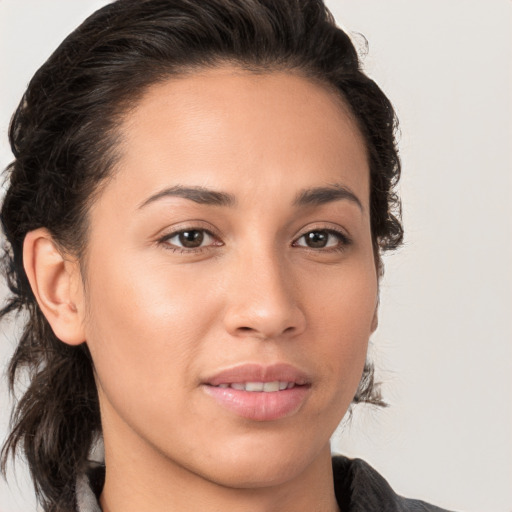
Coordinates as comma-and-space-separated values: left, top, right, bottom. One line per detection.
204, 457, 306, 489
186, 434, 329, 489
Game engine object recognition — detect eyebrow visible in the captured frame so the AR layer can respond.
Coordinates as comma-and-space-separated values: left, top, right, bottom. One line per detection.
293, 184, 363, 211
138, 185, 236, 209
138, 183, 362, 211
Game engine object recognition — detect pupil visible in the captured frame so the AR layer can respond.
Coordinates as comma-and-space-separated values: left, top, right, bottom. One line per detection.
306, 231, 327, 248
179, 230, 204, 248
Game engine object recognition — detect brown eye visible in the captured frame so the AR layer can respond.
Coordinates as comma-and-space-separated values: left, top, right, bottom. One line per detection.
178, 230, 204, 248
294, 229, 348, 250
163, 229, 217, 250
303, 231, 329, 248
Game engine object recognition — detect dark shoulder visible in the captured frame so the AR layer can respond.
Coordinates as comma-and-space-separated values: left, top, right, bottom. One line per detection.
332, 456, 457, 512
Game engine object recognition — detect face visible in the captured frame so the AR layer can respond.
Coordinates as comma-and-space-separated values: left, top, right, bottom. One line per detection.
81, 67, 377, 488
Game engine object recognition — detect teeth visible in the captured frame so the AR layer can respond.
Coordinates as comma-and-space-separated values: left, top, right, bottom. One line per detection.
245, 381, 264, 392
263, 381, 280, 392
216, 381, 295, 392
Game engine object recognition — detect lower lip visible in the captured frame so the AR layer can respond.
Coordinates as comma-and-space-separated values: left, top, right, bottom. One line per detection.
203, 385, 310, 421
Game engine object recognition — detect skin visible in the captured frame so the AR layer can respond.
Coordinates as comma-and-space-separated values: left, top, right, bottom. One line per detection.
24, 67, 378, 512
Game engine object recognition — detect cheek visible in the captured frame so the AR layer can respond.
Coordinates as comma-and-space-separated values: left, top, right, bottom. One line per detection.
82, 256, 223, 404
304, 250, 377, 330
301, 257, 377, 392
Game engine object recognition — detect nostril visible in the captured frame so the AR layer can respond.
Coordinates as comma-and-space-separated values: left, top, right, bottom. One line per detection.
224, 301, 307, 340
235, 325, 296, 338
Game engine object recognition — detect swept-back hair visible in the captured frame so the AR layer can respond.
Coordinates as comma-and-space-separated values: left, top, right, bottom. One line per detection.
0, 0, 402, 510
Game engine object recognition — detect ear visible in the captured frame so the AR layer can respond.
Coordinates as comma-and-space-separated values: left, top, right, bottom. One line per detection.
371, 306, 379, 333
372, 252, 382, 334
23, 228, 86, 345
370, 291, 379, 333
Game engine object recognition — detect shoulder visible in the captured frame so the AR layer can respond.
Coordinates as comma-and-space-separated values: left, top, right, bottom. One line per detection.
332, 456, 457, 512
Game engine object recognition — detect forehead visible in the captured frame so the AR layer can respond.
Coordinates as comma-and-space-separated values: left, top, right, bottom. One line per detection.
106, 66, 369, 210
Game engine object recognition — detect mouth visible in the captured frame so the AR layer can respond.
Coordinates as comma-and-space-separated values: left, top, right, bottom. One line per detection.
211, 381, 301, 392
203, 362, 310, 387
201, 363, 311, 421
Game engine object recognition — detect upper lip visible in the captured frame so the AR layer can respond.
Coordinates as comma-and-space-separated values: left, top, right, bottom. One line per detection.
203, 363, 311, 387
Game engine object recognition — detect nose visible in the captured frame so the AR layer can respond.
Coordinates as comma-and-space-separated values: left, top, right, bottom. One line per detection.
222, 251, 306, 340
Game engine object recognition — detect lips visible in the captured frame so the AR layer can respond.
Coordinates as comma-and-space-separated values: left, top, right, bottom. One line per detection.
216, 381, 296, 391
201, 363, 311, 421
203, 363, 310, 387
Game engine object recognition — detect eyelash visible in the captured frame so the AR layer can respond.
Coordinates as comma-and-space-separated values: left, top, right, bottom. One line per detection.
158, 228, 221, 254
292, 228, 351, 253
157, 227, 351, 254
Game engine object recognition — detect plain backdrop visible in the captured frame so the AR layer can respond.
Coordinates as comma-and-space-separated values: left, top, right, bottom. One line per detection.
1, 1, 511, 511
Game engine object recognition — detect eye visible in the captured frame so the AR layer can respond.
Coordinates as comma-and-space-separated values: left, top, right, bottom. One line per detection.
293, 229, 349, 250
160, 229, 219, 250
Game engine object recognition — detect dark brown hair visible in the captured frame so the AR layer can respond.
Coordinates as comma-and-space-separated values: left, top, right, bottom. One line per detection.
0, 0, 402, 510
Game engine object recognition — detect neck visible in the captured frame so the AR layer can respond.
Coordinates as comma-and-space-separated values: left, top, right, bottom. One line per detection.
99, 426, 340, 512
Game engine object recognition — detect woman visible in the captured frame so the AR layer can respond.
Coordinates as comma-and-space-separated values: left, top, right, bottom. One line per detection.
0, 1, 453, 511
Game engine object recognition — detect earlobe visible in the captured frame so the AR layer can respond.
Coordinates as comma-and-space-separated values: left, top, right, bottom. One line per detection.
23, 228, 86, 346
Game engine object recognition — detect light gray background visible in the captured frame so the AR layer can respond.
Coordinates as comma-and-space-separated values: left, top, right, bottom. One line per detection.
1, 1, 511, 511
